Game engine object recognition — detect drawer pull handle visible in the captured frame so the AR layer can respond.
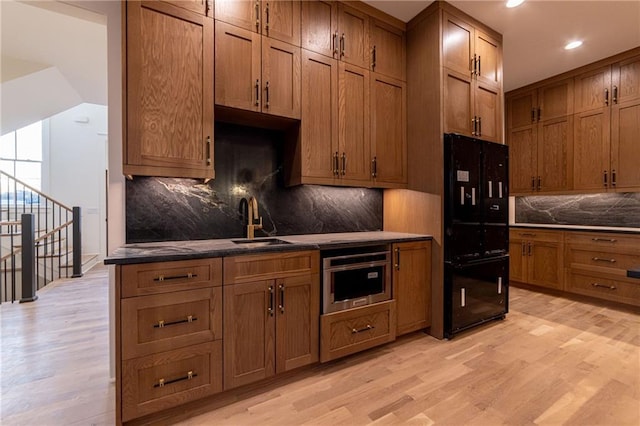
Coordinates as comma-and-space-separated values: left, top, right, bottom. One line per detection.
591, 238, 617, 243
154, 315, 197, 328
154, 273, 197, 282
154, 371, 197, 388
352, 324, 374, 334
519, 233, 536, 237
268, 286, 274, 317
591, 282, 616, 290
591, 257, 616, 263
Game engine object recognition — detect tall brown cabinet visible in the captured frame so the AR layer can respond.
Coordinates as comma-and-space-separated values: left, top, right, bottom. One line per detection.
124, 1, 214, 179
383, 1, 503, 339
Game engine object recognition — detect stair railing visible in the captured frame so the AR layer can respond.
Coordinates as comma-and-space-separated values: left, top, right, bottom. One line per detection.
0, 171, 82, 303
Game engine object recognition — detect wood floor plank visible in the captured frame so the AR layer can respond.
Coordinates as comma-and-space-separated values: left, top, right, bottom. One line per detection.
1, 264, 638, 425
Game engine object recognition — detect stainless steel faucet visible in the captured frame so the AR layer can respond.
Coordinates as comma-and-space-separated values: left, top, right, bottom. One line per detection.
246, 196, 262, 239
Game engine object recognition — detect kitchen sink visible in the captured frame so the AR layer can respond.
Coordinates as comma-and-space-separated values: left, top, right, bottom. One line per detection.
231, 238, 292, 248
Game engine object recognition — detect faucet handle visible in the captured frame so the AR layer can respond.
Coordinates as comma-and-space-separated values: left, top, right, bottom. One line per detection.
254, 216, 263, 228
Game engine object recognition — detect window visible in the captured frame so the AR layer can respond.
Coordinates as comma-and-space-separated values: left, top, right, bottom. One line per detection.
0, 121, 43, 190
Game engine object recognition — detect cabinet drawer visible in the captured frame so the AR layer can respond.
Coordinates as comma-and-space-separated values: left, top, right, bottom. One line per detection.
567, 248, 640, 275
565, 232, 640, 251
510, 228, 564, 243
223, 250, 319, 284
121, 287, 222, 360
320, 300, 396, 363
567, 270, 640, 307
121, 258, 222, 297
121, 341, 222, 422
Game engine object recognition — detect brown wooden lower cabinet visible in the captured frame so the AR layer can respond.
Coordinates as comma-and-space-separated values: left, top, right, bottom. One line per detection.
510, 228, 640, 308
567, 270, 640, 306
565, 231, 640, 307
320, 300, 396, 362
509, 228, 564, 290
393, 241, 432, 335
222, 251, 320, 390
116, 259, 224, 424
121, 341, 222, 422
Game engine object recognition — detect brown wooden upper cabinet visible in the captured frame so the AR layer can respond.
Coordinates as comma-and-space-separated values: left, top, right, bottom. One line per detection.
371, 73, 407, 186
506, 78, 573, 194
573, 54, 640, 192
370, 18, 406, 81
160, 0, 213, 16
124, 1, 214, 179
215, 0, 300, 45
287, 49, 405, 188
301, 2, 369, 69
291, 51, 370, 186
215, 21, 301, 119
442, 12, 502, 142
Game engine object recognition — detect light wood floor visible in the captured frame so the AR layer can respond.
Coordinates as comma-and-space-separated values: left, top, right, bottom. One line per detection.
1, 265, 639, 425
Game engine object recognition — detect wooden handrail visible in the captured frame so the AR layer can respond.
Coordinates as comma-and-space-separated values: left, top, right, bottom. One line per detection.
34, 220, 73, 244
0, 170, 72, 212
0, 247, 22, 263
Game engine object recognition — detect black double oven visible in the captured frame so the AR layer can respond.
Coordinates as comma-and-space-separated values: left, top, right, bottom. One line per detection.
444, 134, 509, 338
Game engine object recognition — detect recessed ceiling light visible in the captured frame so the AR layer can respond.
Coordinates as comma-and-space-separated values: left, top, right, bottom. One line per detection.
506, 0, 525, 8
565, 40, 583, 50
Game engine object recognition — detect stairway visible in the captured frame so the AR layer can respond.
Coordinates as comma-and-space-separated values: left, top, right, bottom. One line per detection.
1, 171, 83, 303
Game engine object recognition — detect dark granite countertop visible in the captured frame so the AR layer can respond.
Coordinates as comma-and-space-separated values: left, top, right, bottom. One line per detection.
628, 267, 640, 279
104, 231, 433, 265
510, 224, 640, 234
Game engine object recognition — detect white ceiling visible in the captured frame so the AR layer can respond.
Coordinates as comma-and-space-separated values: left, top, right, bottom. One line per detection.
364, 0, 640, 92
1, 0, 638, 120
0, 0, 107, 133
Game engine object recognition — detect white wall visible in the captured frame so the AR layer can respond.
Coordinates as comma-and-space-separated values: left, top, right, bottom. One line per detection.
63, 0, 124, 380
44, 103, 107, 259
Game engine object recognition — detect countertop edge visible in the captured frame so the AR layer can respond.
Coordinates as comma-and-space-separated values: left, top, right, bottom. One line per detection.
104, 233, 433, 265
510, 223, 640, 234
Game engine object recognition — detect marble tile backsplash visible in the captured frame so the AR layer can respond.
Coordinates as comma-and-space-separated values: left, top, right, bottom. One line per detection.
126, 123, 383, 243
515, 193, 640, 228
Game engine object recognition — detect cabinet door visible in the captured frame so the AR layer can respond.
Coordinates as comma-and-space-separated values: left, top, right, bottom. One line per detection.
301, 50, 338, 183
262, 0, 300, 45
573, 108, 610, 191
507, 90, 537, 130
612, 56, 640, 106
301, 0, 337, 58
126, 1, 214, 178
508, 126, 537, 194
474, 30, 501, 90
215, 0, 258, 31
162, 0, 212, 16
370, 19, 406, 81
442, 12, 472, 77
393, 241, 431, 336
537, 115, 572, 192
215, 21, 261, 112
528, 241, 563, 290
574, 65, 611, 113
262, 38, 301, 119
475, 83, 501, 143
371, 73, 407, 186
275, 274, 319, 373
611, 100, 640, 190
508, 239, 527, 283
338, 3, 369, 69
444, 69, 473, 138
223, 280, 275, 390
538, 79, 573, 121
339, 63, 370, 183
610, 56, 640, 191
